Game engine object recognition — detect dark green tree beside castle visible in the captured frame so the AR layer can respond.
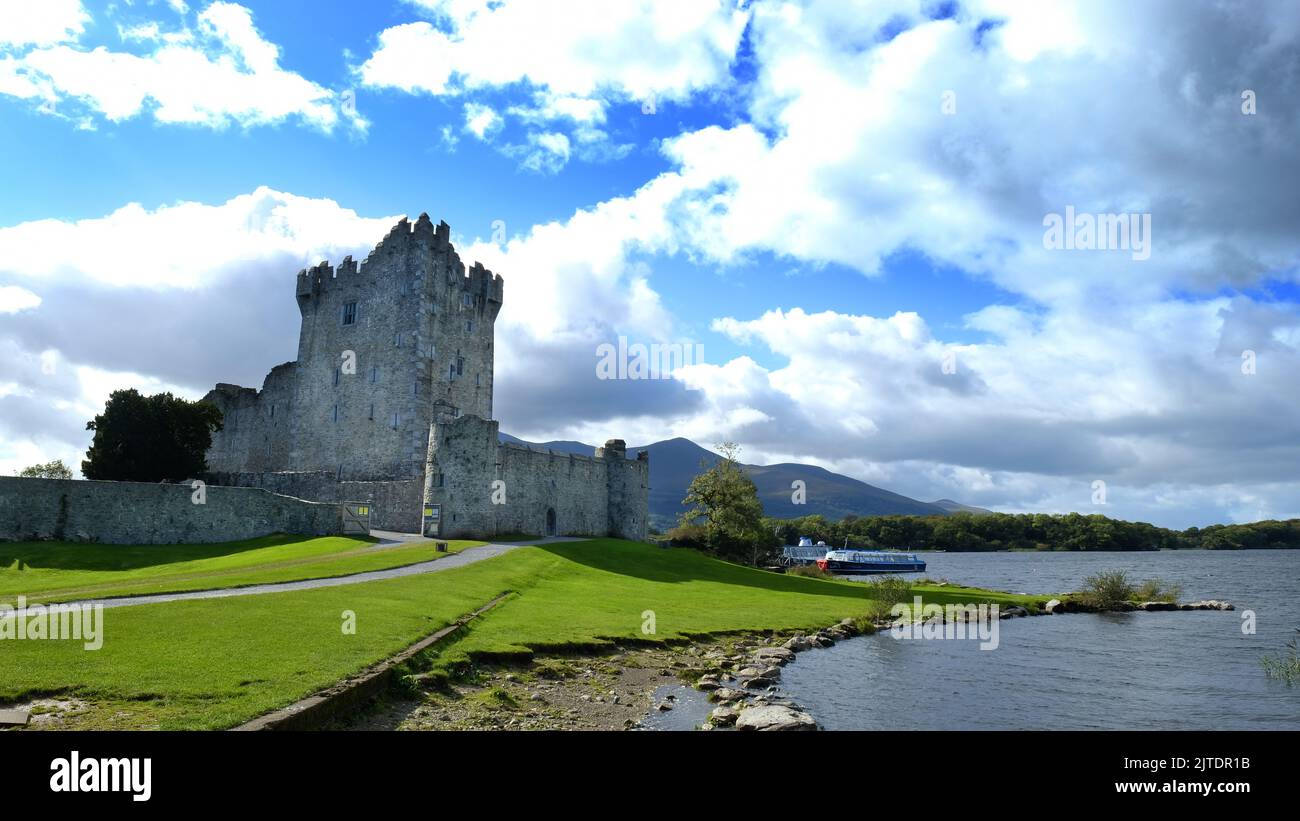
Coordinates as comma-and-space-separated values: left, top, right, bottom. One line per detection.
82, 389, 224, 482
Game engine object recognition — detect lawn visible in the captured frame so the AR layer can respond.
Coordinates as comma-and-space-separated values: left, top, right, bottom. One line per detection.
0, 538, 1047, 729
0, 535, 484, 605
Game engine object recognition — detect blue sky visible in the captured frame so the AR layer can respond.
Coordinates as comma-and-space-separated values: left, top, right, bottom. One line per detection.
1, 0, 1299, 528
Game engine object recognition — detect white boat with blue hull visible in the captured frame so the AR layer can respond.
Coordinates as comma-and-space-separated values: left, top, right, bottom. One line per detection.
816, 549, 925, 574
780, 536, 925, 574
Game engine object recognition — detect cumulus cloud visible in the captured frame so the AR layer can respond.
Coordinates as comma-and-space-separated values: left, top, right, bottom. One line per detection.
434, 0, 1300, 525
0, 0, 88, 48
1, 2, 362, 131
358, 0, 750, 169
0, 189, 402, 475
4, 0, 1299, 526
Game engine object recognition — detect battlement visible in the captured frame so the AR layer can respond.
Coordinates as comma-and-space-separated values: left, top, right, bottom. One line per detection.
296, 215, 504, 310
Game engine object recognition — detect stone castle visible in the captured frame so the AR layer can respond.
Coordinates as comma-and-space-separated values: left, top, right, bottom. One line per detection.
201, 213, 648, 540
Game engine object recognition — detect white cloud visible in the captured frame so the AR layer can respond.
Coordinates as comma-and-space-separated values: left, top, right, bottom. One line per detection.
0, 0, 88, 48
0, 285, 42, 313
364, 0, 748, 101
359, 0, 750, 168
462, 101, 500, 138
429, 0, 1300, 526
0, 187, 398, 289
3, 2, 362, 131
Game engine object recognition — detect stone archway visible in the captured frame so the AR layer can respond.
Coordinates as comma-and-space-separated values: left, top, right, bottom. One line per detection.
545, 507, 557, 537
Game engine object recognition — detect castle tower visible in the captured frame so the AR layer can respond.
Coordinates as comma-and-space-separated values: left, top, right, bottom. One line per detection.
206, 215, 504, 482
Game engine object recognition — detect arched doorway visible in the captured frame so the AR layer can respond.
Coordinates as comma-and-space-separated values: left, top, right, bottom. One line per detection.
545, 508, 557, 537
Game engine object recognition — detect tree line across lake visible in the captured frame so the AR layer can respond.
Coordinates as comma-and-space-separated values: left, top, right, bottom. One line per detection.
670, 443, 1300, 561
765, 511, 1300, 552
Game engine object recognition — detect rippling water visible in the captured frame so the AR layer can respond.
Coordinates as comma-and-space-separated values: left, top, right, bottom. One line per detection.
780, 550, 1300, 730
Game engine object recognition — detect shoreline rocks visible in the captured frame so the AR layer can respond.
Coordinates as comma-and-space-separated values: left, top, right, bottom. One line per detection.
735, 704, 816, 731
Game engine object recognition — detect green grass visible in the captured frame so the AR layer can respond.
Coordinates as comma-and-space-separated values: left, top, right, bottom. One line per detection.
0, 538, 1047, 729
0, 535, 483, 605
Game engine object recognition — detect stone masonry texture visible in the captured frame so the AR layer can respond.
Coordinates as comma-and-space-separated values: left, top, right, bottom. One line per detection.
0, 477, 341, 544
201, 214, 648, 540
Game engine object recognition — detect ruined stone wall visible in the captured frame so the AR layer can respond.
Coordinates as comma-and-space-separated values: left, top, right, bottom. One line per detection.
422, 415, 648, 540
206, 471, 422, 532
0, 477, 341, 545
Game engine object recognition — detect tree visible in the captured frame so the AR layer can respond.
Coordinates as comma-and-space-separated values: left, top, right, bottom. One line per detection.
18, 459, 73, 479
82, 389, 224, 482
680, 442, 773, 564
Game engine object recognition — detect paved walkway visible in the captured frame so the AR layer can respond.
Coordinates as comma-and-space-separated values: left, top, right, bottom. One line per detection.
47, 536, 581, 611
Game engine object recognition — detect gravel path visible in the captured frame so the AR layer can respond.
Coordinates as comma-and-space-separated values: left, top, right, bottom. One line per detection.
42, 536, 580, 611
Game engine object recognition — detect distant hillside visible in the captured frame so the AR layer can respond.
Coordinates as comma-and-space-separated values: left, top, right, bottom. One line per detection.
498, 433, 960, 531
929, 498, 994, 515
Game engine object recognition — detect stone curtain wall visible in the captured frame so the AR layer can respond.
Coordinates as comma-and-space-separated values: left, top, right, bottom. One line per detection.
206, 471, 423, 532
0, 477, 342, 545
423, 415, 650, 540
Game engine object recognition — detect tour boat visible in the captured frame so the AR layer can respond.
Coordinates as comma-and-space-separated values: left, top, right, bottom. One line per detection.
780, 536, 926, 574
815, 549, 926, 574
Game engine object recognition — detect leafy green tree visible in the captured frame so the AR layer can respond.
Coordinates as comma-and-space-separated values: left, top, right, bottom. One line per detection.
18, 459, 73, 479
82, 389, 224, 482
680, 442, 773, 564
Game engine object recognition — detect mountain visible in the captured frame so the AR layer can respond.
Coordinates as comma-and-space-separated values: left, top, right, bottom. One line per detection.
929, 498, 994, 515
499, 433, 964, 531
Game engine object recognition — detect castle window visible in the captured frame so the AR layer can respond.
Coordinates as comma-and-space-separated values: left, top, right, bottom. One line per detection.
456, 355, 464, 376
428, 342, 436, 358
462, 293, 472, 307
475, 373, 481, 387
434, 473, 445, 487
332, 404, 338, 423
342, 302, 357, 325
370, 366, 378, 383
333, 368, 340, 386
413, 381, 419, 396
391, 412, 399, 429
368, 403, 374, 420
465, 320, 473, 333
269, 404, 275, 418
394, 332, 403, 347
448, 364, 456, 380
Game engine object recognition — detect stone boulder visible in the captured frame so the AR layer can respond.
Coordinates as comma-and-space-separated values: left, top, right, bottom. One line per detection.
782, 635, 813, 652
735, 705, 817, 732
713, 688, 746, 703
754, 647, 796, 664
709, 706, 739, 727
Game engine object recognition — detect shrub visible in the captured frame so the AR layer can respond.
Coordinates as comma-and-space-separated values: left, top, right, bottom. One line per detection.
786, 564, 832, 579
18, 459, 73, 479
1262, 637, 1300, 686
1134, 577, 1183, 603
864, 575, 913, 620
1082, 570, 1135, 608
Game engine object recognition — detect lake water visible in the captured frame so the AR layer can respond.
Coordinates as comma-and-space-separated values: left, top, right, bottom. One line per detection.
777, 550, 1300, 730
